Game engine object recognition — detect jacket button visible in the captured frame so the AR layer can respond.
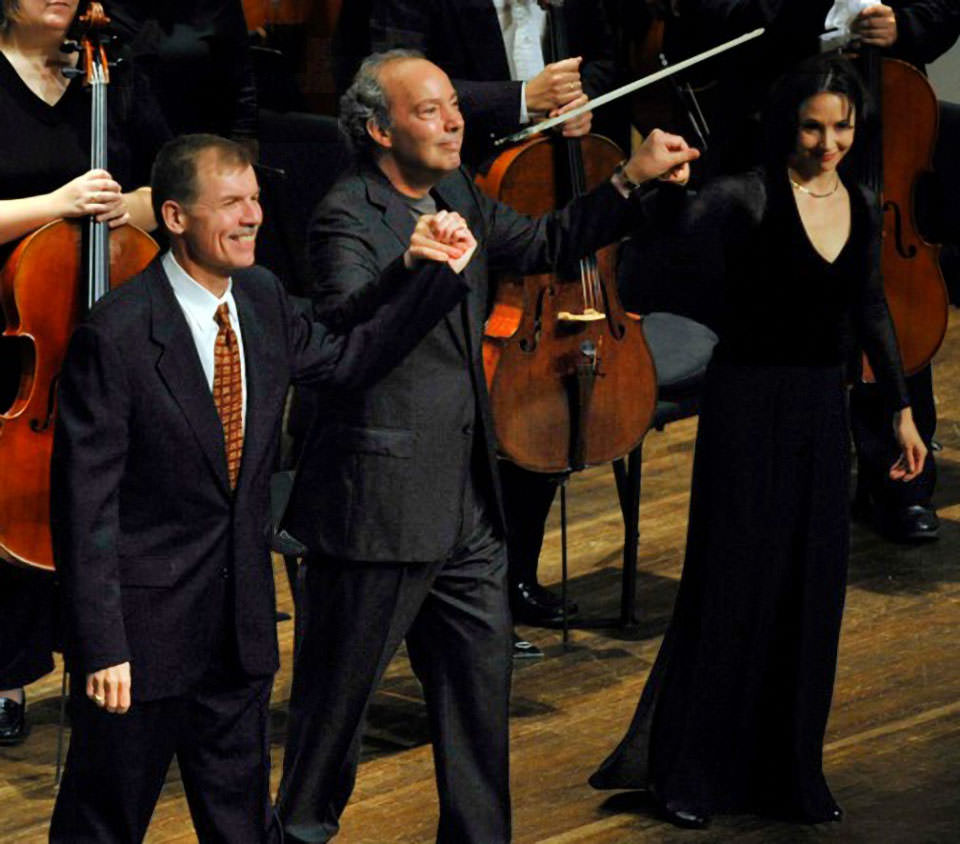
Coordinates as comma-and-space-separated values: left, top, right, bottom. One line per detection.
219, 567, 230, 580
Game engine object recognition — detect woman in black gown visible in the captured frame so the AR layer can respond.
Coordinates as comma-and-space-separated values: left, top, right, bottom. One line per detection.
0, 0, 167, 744
589, 55, 927, 828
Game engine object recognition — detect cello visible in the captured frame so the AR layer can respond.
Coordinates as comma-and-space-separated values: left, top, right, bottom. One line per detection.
0, 3, 158, 572
859, 46, 949, 379
477, 0, 657, 474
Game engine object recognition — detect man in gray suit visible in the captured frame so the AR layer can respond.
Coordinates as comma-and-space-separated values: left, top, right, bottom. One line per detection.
277, 50, 697, 844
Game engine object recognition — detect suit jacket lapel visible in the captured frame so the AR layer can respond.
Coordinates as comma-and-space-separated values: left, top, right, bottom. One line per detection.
433, 175, 484, 356
147, 260, 231, 495
232, 283, 276, 491
364, 167, 469, 358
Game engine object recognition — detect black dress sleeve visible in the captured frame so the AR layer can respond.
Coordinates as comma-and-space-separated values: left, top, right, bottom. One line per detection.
852, 186, 911, 411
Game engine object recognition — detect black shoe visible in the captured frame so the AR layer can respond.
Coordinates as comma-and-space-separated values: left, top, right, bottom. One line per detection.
510, 581, 579, 627
882, 504, 940, 543
659, 799, 710, 830
0, 693, 27, 746
512, 632, 544, 660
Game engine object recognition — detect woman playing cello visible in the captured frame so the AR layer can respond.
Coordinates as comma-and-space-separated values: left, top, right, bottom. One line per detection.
590, 54, 926, 828
0, 0, 167, 744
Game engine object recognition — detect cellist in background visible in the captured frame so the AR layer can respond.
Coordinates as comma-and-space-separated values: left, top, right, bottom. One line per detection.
0, 0, 166, 746
843, 1, 960, 543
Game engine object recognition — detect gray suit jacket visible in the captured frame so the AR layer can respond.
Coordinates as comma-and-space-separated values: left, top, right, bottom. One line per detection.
284, 163, 650, 563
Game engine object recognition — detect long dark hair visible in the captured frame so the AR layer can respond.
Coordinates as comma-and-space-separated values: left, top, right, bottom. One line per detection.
762, 53, 869, 171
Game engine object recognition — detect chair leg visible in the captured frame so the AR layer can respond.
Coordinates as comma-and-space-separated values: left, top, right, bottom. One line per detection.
54, 664, 68, 788
559, 480, 570, 647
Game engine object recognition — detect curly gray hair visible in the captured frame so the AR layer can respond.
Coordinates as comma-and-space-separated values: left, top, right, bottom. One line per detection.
339, 49, 425, 158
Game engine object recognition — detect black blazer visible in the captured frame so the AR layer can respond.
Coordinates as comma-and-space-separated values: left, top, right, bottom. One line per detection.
284, 164, 652, 564
369, 0, 617, 164
52, 257, 466, 700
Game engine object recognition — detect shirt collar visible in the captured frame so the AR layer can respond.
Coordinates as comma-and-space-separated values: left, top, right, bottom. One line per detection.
162, 251, 235, 328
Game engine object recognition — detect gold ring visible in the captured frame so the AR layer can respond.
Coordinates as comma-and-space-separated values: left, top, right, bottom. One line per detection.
93, 694, 105, 704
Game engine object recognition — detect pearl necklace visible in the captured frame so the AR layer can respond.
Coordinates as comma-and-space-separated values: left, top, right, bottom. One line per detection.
788, 170, 841, 198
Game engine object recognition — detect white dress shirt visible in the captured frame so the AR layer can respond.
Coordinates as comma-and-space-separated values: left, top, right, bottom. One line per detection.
492, 0, 547, 123
162, 251, 247, 429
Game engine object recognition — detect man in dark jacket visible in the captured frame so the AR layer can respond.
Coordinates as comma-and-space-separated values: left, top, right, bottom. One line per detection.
48, 133, 468, 843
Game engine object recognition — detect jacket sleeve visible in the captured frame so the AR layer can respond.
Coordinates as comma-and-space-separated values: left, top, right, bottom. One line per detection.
480, 177, 683, 278
853, 187, 911, 411
891, 0, 960, 66
289, 239, 469, 388
52, 324, 133, 675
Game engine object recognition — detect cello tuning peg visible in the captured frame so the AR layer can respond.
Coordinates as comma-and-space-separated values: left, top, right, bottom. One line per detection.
60, 39, 80, 53
62, 67, 83, 79
110, 57, 125, 69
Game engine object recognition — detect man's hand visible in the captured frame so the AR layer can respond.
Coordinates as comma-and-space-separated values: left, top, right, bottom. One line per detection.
623, 129, 699, 185
551, 92, 593, 139
526, 57, 584, 114
86, 662, 132, 715
852, 4, 898, 48
404, 211, 477, 273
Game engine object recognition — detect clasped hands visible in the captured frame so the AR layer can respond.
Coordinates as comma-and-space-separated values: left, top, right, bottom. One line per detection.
404, 210, 477, 274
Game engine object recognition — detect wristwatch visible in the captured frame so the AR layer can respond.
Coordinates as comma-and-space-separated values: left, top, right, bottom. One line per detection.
611, 159, 645, 198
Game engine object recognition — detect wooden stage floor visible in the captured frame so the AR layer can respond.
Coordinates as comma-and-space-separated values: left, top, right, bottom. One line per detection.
4, 316, 960, 843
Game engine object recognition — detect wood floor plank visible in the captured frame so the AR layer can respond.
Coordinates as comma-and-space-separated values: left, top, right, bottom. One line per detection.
4, 313, 960, 842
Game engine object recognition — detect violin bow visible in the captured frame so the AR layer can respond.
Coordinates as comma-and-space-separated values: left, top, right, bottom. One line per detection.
494, 27, 765, 147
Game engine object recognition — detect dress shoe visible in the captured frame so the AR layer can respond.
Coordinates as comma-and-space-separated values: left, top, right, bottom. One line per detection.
659, 798, 710, 830
0, 693, 27, 746
852, 488, 939, 544
510, 580, 579, 627
882, 504, 940, 543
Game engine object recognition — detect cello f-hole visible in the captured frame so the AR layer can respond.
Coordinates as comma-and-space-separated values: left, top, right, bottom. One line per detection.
29, 374, 60, 433
882, 200, 918, 259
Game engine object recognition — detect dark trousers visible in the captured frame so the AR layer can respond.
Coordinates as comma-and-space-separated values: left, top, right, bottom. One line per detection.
50, 656, 274, 843
0, 564, 55, 688
499, 460, 560, 587
276, 518, 513, 844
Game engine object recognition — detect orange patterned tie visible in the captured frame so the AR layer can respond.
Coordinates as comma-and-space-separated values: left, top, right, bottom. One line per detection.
212, 303, 243, 490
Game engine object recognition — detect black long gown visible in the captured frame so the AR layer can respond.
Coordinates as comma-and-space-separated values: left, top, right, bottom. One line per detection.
590, 169, 910, 821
